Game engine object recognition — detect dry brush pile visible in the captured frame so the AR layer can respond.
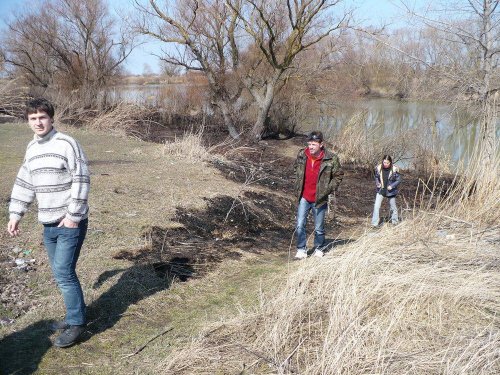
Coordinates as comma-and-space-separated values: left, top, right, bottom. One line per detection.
152, 151, 499, 374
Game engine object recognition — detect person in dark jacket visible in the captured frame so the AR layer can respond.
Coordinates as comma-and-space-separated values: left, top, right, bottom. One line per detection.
371, 155, 401, 227
293, 131, 343, 259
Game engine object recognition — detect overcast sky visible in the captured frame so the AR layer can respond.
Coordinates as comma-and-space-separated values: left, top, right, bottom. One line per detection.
0, 0, 426, 75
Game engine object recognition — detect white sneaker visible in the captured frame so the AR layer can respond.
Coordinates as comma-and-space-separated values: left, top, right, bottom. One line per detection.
313, 249, 324, 258
294, 249, 307, 259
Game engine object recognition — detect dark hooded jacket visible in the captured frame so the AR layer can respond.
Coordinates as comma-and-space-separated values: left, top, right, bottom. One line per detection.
374, 164, 401, 197
294, 148, 343, 208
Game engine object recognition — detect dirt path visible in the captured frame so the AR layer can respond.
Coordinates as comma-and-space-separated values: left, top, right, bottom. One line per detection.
116, 136, 425, 279
0, 129, 426, 323
1, 126, 439, 374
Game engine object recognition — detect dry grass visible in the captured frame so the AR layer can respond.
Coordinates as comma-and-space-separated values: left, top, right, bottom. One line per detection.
155, 146, 500, 374
1, 118, 497, 374
0, 122, 249, 374
416, 138, 500, 227
161, 129, 211, 162
0, 78, 30, 118
332, 110, 379, 165
157, 223, 499, 374
333, 110, 453, 174
83, 101, 163, 139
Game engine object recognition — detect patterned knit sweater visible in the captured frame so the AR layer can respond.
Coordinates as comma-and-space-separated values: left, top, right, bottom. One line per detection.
9, 128, 90, 224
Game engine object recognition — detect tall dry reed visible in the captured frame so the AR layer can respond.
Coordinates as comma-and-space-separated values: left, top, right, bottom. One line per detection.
161, 129, 211, 162
157, 219, 499, 374
333, 111, 453, 174
85, 102, 162, 138
154, 142, 499, 374
0, 78, 30, 118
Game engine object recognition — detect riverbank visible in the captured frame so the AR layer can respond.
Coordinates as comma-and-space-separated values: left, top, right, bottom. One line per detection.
0, 123, 387, 323
1, 122, 497, 374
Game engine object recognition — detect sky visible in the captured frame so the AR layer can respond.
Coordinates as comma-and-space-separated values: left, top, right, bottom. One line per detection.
0, 0, 428, 75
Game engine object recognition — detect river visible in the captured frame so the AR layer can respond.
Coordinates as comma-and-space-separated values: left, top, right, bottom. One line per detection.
110, 85, 498, 167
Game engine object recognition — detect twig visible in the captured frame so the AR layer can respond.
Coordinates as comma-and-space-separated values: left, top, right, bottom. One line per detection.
236, 344, 277, 366
280, 338, 306, 368
420, 210, 473, 225
121, 326, 173, 358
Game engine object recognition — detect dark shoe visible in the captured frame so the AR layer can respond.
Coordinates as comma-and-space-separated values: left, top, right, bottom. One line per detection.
54, 325, 86, 348
50, 320, 70, 331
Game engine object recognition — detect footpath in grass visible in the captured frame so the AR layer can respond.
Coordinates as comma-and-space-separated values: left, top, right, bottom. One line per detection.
0, 121, 424, 373
0, 123, 307, 373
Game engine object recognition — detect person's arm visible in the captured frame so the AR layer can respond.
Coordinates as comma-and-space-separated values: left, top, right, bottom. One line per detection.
328, 154, 344, 193
63, 139, 90, 225
8, 159, 35, 236
387, 167, 402, 191
294, 151, 305, 190
374, 166, 381, 188
293, 151, 301, 177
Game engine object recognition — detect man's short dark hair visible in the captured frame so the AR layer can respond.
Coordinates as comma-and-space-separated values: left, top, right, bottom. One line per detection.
307, 131, 323, 142
25, 98, 55, 119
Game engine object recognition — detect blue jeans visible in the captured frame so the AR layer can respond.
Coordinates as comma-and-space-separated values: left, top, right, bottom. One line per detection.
371, 193, 398, 226
296, 197, 327, 250
43, 219, 88, 326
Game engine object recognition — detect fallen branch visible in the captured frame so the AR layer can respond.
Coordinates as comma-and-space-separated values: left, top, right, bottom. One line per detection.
280, 337, 306, 368
121, 326, 173, 358
236, 343, 277, 367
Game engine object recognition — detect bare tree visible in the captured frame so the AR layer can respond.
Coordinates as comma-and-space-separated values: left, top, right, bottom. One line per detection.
160, 60, 182, 77
401, 0, 499, 168
1, 0, 134, 107
227, 0, 351, 139
133, 0, 245, 139
134, 0, 350, 140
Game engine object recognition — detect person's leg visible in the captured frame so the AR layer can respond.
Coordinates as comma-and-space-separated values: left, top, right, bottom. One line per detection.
389, 197, 399, 224
371, 193, 384, 226
312, 203, 327, 250
296, 198, 311, 251
44, 225, 58, 273
49, 220, 88, 326
44, 225, 69, 330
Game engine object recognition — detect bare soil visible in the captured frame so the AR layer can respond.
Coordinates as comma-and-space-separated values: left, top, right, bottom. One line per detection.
103, 132, 433, 286
0, 125, 448, 322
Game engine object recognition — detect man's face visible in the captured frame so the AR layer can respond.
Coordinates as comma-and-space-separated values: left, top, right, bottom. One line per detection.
28, 110, 53, 137
307, 141, 322, 156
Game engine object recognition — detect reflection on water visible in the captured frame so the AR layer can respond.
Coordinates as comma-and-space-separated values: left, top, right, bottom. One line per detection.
311, 99, 499, 166
109, 84, 175, 106
111, 86, 498, 166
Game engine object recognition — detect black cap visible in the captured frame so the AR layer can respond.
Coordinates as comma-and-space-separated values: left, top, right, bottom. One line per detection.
306, 131, 323, 142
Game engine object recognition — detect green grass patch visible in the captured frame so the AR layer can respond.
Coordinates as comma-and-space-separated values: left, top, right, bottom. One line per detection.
0, 122, 290, 374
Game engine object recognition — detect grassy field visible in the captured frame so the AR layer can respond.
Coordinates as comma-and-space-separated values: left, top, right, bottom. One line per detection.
0, 123, 294, 374
1, 122, 498, 374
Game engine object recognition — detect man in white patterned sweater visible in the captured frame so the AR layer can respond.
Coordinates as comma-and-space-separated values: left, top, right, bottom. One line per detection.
7, 98, 90, 348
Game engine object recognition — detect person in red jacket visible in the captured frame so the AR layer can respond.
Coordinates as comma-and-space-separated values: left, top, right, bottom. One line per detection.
293, 131, 343, 259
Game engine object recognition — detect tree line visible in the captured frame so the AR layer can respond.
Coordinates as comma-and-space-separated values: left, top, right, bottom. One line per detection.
0, 0, 497, 160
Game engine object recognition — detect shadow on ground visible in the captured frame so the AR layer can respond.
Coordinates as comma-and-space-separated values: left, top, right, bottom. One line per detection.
115, 193, 294, 277
0, 257, 193, 375
0, 192, 290, 374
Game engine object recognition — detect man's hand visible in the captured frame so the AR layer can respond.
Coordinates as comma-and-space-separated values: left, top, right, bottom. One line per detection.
7, 219, 21, 237
376, 182, 381, 188
387, 185, 393, 191
58, 217, 78, 228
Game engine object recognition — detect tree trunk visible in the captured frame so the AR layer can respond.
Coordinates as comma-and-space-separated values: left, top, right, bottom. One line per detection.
217, 100, 240, 139
251, 76, 280, 140
477, 0, 497, 172
479, 94, 497, 174
251, 105, 270, 140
